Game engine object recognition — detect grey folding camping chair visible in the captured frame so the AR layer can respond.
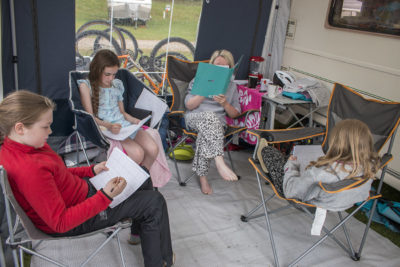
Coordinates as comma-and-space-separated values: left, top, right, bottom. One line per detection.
165, 55, 258, 185
67, 68, 154, 166
242, 83, 400, 266
0, 166, 132, 267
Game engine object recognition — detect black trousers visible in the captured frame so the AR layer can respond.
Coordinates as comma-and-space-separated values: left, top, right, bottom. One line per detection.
52, 178, 173, 267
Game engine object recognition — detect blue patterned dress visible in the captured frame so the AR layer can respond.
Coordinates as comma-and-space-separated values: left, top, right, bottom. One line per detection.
78, 79, 136, 138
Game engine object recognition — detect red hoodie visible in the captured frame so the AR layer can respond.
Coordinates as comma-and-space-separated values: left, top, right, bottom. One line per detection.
0, 137, 111, 233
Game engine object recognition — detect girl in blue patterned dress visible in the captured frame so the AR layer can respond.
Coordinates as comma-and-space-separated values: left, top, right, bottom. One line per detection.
78, 49, 158, 171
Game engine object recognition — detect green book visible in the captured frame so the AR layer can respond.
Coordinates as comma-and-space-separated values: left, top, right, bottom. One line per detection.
191, 56, 242, 97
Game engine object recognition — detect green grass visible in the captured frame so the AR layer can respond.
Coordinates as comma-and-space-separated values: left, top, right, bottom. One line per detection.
76, 0, 202, 42
346, 180, 400, 247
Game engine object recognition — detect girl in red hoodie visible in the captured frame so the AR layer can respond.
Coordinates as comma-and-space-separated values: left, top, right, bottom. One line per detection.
0, 90, 174, 267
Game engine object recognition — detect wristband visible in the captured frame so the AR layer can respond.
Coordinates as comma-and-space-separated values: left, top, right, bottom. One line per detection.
91, 165, 96, 176
100, 188, 113, 201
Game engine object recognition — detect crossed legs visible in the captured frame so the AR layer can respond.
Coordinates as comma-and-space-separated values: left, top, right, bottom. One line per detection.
186, 111, 238, 195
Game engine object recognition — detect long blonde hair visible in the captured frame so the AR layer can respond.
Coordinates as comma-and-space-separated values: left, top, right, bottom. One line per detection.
308, 119, 380, 179
89, 49, 120, 115
209, 49, 235, 68
0, 90, 55, 144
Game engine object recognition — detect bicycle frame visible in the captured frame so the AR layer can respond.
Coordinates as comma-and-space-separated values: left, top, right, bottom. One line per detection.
118, 55, 167, 95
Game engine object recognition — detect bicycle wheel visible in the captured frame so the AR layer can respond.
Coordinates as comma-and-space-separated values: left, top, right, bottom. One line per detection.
149, 37, 195, 77
117, 27, 139, 61
75, 30, 122, 59
76, 19, 126, 51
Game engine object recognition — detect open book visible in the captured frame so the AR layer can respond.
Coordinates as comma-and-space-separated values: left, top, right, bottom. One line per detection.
101, 115, 151, 141
90, 148, 150, 208
292, 145, 325, 173
191, 56, 243, 97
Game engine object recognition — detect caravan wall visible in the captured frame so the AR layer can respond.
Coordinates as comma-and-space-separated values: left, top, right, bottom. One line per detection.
281, 0, 400, 189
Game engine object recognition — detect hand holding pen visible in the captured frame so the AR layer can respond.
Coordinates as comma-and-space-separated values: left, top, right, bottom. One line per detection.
104, 177, 127, 198
109, 122, 122, 134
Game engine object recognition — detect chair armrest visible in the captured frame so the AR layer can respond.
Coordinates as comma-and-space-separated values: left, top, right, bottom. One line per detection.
167, 111, 185, 118
73, 109, 110, 149
319, 178, 370, 194
231, 109, 259, 120
379, 153, 393, 169
247, 127, 325, 144
127, 107, 152, 121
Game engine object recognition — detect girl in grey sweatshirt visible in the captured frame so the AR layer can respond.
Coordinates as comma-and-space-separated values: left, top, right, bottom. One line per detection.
283, 119, 380, 211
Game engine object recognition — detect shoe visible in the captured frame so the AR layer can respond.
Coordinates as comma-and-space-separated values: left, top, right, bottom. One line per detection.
163, 252, 176, 267
127, 234, 141, 245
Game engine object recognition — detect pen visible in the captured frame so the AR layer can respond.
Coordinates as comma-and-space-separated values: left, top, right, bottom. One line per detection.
110, 177, 120, 192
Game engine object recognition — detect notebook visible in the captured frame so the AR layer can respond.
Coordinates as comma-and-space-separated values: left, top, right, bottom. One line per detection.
101, 115, 151, 141
90, 148, 149, 208
191, 56, 242, 97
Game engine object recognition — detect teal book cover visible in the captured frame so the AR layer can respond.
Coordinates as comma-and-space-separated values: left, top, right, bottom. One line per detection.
191, 62, 234, 97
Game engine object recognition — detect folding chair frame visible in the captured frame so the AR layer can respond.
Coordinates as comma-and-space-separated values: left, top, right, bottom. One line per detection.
1, 166, 132, 267
68, 68, 157, 167
241, 83, 400, 266
165, 55, 258, 186
166, 125, 248, 186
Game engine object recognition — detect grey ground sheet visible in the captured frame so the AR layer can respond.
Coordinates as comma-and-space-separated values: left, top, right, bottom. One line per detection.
31, 150, 400, 267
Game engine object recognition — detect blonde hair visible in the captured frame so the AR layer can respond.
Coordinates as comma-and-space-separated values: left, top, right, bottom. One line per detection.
0, 90, 55, 144
209, 49, 235, 68
89, 49, 120, 115
308, 119, 380, 179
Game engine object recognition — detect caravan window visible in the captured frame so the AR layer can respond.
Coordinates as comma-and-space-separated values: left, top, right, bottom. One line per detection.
327, 0, 400, 37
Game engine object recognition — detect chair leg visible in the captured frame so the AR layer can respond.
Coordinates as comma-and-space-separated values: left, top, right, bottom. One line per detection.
76, 132, 91, 166
19, 248, 24, 267
241, 194, 275, 222
11, 247, 19, 267
81, 227, 122, 266
19, 245, 66, 267
338, 212, 356, 258
288, 201, 368, 266
256, 172, 280, 267
224, 138, 241, 179
116, 232, 127, 267
166, 130, 184, 185
356, 197, 378, 260
357, 169, 391, 259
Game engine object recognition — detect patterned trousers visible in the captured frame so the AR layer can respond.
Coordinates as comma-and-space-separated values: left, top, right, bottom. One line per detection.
185, 111, 225, 176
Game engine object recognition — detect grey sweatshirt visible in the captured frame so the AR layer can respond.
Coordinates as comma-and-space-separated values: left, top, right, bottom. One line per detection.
283, 161, 372, 211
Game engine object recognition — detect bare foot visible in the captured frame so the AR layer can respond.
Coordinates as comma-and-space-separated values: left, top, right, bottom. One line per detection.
199, 176, 213, 195
215, 156, 238, 181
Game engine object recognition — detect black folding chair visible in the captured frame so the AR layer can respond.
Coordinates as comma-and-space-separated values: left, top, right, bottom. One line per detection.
67, 68, 154, 165
165, 55, 258, 185
242, 83, 400, 266
0, 166, 132, 267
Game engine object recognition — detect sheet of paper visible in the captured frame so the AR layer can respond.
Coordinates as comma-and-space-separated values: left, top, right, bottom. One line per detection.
135, 89, 168, 128
90, 148, 150, 208
101, 115, 151, 141
292, 145, 324, 173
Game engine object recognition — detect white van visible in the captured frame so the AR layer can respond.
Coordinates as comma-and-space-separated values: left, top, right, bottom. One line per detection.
107, 0, 152, 25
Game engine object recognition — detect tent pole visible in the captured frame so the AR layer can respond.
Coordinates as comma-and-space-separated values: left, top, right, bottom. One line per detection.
9, 0, 19, 90
261, 0, 278, 79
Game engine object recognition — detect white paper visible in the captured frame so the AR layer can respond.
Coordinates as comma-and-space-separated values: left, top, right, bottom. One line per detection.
135, 89, 168, 128
311, 207, 327, 235
101, 115, 151, 141
90, 148, 150, 208
292, 145, 324, 173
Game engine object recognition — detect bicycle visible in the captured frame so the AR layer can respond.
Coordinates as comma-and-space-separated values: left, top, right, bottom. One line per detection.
118, 54, 169, 95
76, 19, 196, 95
